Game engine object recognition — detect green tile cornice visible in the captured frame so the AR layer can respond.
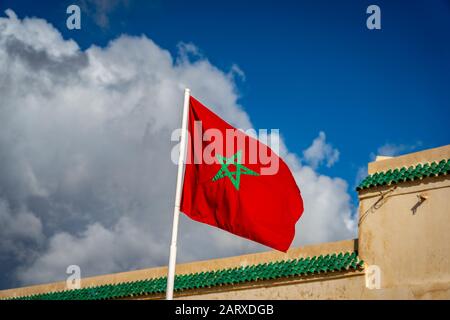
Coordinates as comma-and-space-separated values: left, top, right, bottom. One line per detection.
357, 159, 450, 191
6, 251, 363, 300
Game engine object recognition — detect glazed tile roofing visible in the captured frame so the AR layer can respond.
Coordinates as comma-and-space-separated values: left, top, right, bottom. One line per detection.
6, 251, 363, 300
356, 159, 450, 191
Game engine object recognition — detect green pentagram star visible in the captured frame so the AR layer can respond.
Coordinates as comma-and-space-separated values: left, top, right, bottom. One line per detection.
211, 150, 259, 190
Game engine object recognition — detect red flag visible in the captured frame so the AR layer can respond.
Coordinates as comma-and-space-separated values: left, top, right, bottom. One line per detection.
180, 96, 304, 252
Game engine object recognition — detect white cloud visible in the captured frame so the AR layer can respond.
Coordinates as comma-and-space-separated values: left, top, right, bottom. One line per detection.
302, 131, 340, 169
17, 218, 167, 285
0, 10, 356, 287
0, 200, 44, 264
377, 141, 422, 157
371, 141, 423, 160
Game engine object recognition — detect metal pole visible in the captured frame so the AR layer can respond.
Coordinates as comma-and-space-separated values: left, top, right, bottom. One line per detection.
166, 88, 190, 300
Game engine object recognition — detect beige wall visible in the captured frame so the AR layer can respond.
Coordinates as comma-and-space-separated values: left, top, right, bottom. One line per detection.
177, 274, 450, 300
357, 145, 450, 299
358, 177, 450, 289
179, 273, 366, 300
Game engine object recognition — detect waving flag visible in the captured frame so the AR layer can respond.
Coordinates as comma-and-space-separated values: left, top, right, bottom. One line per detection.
180, 96, 304, 252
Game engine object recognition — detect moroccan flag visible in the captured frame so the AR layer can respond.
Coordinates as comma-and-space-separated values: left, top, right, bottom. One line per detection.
180, 96, 304, 252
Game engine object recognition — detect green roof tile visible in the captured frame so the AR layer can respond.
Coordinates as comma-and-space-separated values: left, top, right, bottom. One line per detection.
356, 158, 450, 191
6, 251, 363, 300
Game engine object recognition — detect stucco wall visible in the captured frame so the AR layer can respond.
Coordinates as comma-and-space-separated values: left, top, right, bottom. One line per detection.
174, 274, 450, 300
177, 273, 366, 300
357, 145, 450, 299
358, 177, 450, 291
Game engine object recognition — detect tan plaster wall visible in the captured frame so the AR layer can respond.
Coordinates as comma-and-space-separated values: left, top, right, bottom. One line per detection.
175, 274, 450, 300
358, 177, 450, 288
358, 144, 450, 298
178, 273, 366, 300
135, 273, 450, 300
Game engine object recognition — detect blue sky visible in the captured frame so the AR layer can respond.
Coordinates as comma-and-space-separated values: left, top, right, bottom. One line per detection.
3, 0, 449, 189
0, 0, 449, 289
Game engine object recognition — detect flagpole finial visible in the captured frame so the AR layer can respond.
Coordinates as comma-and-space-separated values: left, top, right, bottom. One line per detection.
185, 88, 191, 94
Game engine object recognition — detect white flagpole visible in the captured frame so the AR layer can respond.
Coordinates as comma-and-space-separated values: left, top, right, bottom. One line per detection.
166, 88, 190, 300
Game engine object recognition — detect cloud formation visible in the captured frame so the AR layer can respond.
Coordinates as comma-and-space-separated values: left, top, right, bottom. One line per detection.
302, 131, 340, 169
0, 10, 356, 288
375, 141, 423, 158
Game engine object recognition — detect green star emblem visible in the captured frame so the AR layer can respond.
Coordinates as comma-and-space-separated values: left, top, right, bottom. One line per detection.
212, 150, 259, 190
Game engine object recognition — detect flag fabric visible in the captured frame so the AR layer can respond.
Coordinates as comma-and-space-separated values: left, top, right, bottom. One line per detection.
180, 96, 304, 252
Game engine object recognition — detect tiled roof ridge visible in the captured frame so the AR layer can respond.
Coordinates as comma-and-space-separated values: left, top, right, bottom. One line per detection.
357, 158, 450, 191
5, 251, 364, 300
